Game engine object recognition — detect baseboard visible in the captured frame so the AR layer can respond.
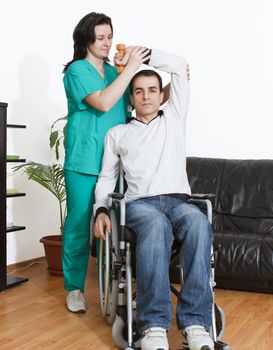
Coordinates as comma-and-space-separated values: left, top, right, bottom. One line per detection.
7, 256, 46, 273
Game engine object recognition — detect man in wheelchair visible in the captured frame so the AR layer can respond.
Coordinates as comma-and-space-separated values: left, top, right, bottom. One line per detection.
94, 49, 214, 350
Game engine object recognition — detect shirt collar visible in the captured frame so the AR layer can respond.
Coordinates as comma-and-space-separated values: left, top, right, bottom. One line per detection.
126, 110, 163, 125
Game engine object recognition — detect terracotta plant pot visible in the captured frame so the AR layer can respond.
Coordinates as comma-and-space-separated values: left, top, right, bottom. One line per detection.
40, 235, 63, 276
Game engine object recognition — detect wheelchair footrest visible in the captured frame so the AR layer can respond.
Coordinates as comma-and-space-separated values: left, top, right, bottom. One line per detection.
215, 340, 231, 350
182, 340, 230, 350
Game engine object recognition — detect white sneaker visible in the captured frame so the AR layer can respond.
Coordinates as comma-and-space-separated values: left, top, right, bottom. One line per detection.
66, 290, 86, 313
141, 327, 169, 350
183, 325, 214, 350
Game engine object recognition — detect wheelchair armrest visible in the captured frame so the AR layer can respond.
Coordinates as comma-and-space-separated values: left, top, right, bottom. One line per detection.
189, 193, 215, 207
190, 193, 215, 200
107, 192, 125, 200
188, 194, 215, 224
107, 193, 126, 226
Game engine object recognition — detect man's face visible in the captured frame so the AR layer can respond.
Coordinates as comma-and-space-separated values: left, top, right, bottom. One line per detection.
130, 75, 164, 118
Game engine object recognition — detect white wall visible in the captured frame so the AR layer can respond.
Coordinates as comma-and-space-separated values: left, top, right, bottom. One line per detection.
1, 0, 273, 264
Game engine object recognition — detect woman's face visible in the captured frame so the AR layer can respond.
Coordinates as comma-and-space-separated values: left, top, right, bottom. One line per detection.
88, 24, 113, 59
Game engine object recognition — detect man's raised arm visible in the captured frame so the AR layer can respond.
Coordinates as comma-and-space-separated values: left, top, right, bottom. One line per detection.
149, 49, 190, 122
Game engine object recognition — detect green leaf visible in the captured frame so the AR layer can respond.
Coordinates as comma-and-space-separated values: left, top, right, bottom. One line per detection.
13, 161, 66, 232
50, 116, 67, 131
13, 115, 68, 233
55, 138, 61, 161
50, 131, 58, 148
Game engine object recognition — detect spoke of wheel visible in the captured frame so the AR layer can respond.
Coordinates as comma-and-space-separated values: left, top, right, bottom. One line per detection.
103, 231, 110, 316
99, 238, 105, 316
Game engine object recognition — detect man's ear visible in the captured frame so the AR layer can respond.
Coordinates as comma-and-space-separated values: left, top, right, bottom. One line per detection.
160, 91, 164, 104
130, 95, 134, 107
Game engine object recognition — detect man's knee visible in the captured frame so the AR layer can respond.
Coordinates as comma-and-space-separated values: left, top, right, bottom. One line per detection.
138, 211, 170, 241
180, 204, 208, 225
127, 202, 164, 228
187, 213, 212, 250
127, 202, 172, 248
174, 204, 212, 242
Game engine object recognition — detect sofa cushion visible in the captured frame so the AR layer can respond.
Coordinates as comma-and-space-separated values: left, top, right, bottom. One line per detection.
213, 213, 273, 235
214, 231, 273, 280
218, 159, 273, 218
187, 157, 273, 234
214, 230, 273, 293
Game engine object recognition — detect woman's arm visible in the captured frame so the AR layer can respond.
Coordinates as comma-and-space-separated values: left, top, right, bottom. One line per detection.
84, 47, 151, 112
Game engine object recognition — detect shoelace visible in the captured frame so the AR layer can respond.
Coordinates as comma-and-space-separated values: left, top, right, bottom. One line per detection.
144, 330, 166, 339
187, 327, 209, 337
70, 291, 84, 303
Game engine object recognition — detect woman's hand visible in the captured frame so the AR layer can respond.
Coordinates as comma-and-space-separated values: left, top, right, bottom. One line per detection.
113, 45, 135, 66
114, 46, 151, 71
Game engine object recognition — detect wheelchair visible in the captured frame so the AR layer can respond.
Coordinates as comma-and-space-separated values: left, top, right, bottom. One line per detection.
97, 177, 230, 350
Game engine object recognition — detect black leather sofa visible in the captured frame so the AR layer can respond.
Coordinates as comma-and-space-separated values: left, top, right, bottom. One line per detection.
170, 157, 273, 294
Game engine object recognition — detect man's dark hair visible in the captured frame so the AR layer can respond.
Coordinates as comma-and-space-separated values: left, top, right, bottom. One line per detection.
129, 70, 163, 94
63, 12, 113, 73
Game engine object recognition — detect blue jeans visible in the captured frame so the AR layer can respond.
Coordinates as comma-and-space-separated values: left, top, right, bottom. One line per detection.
126, 195, 213, 334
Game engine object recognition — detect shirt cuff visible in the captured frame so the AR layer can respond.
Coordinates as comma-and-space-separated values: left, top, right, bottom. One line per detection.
95, 207, 109, 221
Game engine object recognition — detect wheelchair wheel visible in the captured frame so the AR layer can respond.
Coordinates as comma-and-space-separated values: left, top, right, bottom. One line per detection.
98, 209, 120, 325
112, 313, 141, 349
215, 304, 225, 341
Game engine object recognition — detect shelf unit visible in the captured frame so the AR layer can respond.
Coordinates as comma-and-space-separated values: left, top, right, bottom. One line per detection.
0, 102, 28, 291
6, 159, 26, 163
6, 193, 26, 198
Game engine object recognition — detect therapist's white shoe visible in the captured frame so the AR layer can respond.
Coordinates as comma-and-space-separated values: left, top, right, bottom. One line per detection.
66, 289, 86, 313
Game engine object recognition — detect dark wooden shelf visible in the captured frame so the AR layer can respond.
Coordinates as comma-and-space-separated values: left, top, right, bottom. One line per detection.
1, 102, 28, 291
6, 275, 29, 288
6, 159, 26, 163
6, 226, 26, 233
6, 193, 26, 198
7, 124, 26, 129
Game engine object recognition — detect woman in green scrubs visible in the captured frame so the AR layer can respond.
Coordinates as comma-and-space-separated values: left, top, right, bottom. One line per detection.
62, 12, 150, 313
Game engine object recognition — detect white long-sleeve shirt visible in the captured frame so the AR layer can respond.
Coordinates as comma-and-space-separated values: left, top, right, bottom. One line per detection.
94, 49, 191, 214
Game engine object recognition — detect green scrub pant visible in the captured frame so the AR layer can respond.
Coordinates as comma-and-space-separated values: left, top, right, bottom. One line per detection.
63, 170, 98, 292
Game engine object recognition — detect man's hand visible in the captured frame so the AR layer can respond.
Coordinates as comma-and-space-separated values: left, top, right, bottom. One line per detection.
94, 213, 111, 240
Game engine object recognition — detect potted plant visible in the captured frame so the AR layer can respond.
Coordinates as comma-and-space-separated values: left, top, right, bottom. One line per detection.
14, 117, 67, 276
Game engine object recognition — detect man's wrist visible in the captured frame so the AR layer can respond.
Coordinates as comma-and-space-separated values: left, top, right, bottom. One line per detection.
95, 207, 108, 221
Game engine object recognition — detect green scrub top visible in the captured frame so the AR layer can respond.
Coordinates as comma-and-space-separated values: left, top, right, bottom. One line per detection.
63, 59, 130, 175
